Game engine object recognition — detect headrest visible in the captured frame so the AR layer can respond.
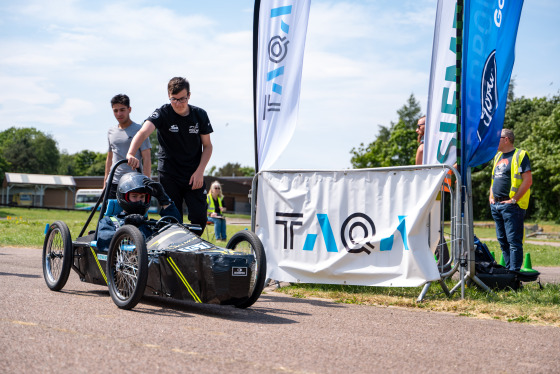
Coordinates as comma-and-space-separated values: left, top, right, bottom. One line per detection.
105, 199, 123, 216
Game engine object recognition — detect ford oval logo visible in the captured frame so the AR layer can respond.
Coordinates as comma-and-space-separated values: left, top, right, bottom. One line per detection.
477, 50, 498, 142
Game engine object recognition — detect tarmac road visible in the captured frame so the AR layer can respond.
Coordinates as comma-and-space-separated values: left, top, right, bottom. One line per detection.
1, 246, 559, 374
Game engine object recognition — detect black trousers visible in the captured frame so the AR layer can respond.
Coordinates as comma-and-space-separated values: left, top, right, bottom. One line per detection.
159, 172, 207, 232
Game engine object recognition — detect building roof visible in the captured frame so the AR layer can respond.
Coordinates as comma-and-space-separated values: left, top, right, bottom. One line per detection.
4, 172, 75, 187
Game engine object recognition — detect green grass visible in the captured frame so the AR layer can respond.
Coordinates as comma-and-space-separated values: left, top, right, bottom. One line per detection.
473, 221, 560, 242
0, 207, 249, 248
204, 215, 251, 244
483, 241, 560, 267
0, 207, 558, 264
276, 280, 560, 327
2, 207, 557, 265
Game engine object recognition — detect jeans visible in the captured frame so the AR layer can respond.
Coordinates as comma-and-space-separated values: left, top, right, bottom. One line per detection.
490, 202, 526, 271
208, 216, 227, 240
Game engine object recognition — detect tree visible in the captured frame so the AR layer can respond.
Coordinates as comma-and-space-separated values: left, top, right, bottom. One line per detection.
396, 94, 423, 129
522, 97, 560, 220
0, 154, 10, 184
0, 127, 60, 174
206, 165, 217, 177
73, 150, 107, 176
349, 91, 560, 222
215, 162, 255, 177
351, 94, 422, 168
149, 130, 159, 173
57, 152, 76, 175
507, 77, 516, 104
239, 166, 256, 177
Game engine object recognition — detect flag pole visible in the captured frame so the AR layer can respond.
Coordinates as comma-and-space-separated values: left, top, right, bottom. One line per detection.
456, 0, 468, 298
456, 0, 492, 296
251, 0, 261, 231
252, 0, 261, 174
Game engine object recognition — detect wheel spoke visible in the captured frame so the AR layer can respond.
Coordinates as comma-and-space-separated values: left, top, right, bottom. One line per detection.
47, 228, 66, 282
111, 235, 140, 300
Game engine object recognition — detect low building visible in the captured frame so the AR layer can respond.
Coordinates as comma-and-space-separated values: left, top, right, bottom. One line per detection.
2, 172, 253, 214
1, 173, 76, 209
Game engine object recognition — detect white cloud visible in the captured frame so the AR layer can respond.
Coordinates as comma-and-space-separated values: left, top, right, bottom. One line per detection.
0, 0, 557, 170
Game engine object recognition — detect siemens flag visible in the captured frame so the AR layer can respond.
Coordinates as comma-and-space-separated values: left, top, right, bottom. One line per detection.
462, 0, 524, 168
424, 0, 457, 166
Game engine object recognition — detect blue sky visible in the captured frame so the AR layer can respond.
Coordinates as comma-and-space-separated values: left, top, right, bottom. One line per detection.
0, 0, 558, 172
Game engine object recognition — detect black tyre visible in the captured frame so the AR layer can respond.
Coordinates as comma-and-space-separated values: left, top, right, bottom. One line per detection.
42, 221, 73, 291
106, 225, 148, 310
226, 230, 267, 309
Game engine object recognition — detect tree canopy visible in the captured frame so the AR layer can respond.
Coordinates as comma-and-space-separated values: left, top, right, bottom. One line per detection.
208, 162, 255, 177
0, 127, 59, 175
350, 92, 560, 222
351, 94, 422, 168
0, 127, 106, 181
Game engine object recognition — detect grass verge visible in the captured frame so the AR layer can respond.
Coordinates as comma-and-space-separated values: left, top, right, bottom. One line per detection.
274, 281, 560, 327
0, 207, 250, 248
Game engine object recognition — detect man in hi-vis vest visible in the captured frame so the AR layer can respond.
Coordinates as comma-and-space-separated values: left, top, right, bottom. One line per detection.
489, 128, 532, 271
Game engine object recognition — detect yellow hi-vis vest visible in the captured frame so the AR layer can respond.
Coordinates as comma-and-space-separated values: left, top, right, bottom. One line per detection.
207, 194, 224, 214
491, 148, 530, 209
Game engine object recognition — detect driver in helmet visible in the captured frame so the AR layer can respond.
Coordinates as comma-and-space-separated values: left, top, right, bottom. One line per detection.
96, 172, 182, 252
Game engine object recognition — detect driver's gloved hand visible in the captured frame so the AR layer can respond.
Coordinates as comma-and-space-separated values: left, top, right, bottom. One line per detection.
143, 179, 172, 206
124, 214, 145, 227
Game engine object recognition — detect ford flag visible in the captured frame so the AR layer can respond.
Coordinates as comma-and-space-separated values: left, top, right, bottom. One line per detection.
461, 0, 523, 168
253, 0, 311, 171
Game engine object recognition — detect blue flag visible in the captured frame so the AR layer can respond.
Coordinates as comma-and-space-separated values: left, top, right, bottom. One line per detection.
461, 0, 524, 168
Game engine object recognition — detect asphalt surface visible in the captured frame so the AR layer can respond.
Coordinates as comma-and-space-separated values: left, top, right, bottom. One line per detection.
1, 246, 559, 374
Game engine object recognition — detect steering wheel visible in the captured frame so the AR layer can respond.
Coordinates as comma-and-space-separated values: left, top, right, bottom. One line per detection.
155, 216, 180, 230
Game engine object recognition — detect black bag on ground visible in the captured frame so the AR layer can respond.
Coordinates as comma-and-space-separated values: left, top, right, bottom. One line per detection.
435, 237, 451, 272
472, 236, 539, 290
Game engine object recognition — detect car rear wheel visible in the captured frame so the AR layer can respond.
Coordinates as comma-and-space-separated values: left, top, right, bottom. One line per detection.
42, 221, 73, 291
106, 225, 148, 310
226, 230, 267, 309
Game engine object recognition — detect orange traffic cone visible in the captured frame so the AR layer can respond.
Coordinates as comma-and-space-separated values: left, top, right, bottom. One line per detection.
521, 253, 538, 273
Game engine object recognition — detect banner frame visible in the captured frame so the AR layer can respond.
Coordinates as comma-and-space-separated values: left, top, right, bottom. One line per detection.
250, 164, 464, 291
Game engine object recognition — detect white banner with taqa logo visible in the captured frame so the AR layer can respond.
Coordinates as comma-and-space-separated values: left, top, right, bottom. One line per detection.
255, 168, 446, 287
254, 0, 311, 171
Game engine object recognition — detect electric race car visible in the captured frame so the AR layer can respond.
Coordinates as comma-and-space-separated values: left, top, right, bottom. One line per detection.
42, 160, 266, 310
